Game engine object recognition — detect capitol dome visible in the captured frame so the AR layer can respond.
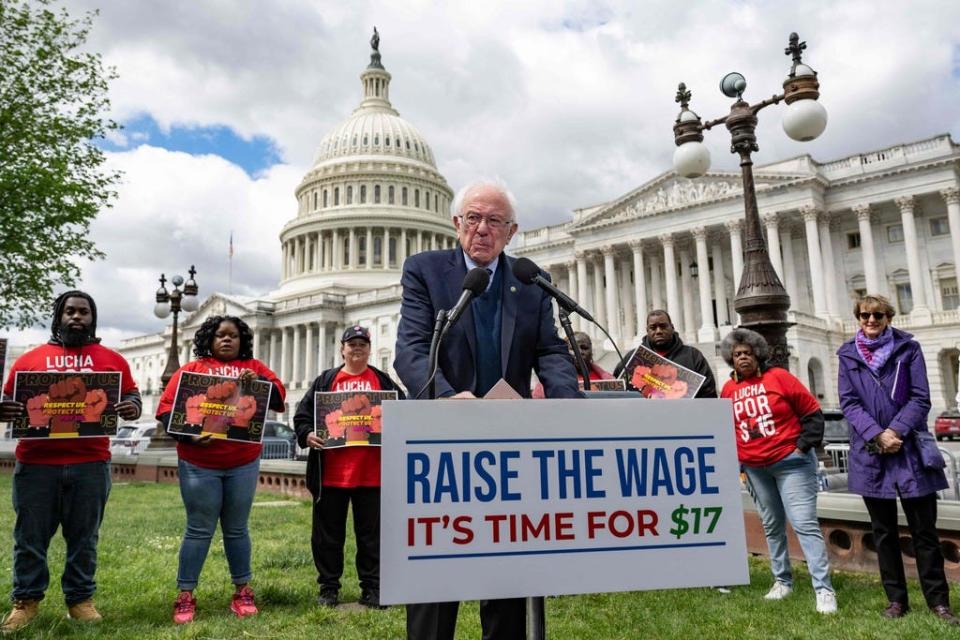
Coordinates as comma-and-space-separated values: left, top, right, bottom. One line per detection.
277, 31, 457, 296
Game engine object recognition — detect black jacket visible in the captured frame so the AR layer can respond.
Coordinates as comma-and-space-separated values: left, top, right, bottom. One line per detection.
293, 365, 405, 497
613, 335, 718, 399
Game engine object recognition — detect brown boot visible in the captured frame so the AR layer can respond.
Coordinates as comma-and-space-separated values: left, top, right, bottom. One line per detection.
1, 599, 39, 634
66, 599, 102, 623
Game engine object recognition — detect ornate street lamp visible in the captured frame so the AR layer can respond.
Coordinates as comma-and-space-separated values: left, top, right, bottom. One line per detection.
672, 32, 827, 368
154, 265, 200, 387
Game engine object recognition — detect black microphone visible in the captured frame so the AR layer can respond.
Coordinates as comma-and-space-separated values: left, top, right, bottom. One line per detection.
444, 267, 491, 330
512, 257, 595, 322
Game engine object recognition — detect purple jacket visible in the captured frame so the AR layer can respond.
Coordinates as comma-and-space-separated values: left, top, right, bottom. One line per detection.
837, 327, 947, 499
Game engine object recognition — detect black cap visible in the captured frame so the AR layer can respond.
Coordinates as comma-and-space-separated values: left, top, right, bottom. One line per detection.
341, 325, 371, 343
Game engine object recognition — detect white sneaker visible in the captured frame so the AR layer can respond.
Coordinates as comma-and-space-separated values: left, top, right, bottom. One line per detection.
764, 582, 793, 600
816, 590, 838, 614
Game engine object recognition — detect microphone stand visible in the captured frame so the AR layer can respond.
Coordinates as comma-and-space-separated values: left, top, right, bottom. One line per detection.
558, 308, 591, 391
416, 309, 448, 400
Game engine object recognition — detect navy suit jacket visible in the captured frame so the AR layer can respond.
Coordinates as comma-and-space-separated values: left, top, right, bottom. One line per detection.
394, 248, 580, 399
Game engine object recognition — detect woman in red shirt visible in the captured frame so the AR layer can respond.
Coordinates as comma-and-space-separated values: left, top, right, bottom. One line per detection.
294, 325, 404, 609
719, 328, 835, 614
156, 316, 285, 624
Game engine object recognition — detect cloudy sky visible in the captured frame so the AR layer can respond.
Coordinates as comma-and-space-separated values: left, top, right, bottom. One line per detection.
6, 0, 960, 346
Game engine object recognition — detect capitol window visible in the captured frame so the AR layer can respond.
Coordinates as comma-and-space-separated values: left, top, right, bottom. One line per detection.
334, 187, 340, 205
887, 224, 904, 243
388, 185, 395, 204
374, 236, 382, 265
363, 135, 368, 145
374, 185, 381, 204
942, 279, 960, 309
424, 190, 429, 209
352, 135, 358, 146
895, 283, 913, 314
374, 134, 379, 146
402, 187, 408, 205
405, 140, 410, 150
360, 185, 367, 204
385, 135, 391, 147
323, 190, 328, 207
347, 186, 353, 205
930, 217, 950, 237
847, 232, 861, 249
435, 194, 439, 212
313, 192, 317, 210
415, 189, 420, 207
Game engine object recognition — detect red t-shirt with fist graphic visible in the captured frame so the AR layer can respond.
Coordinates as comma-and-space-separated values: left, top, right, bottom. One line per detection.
156, 357, 285, 470
323, 368, 381, 488
721, 367, 820, 467
3, 343, 138, 465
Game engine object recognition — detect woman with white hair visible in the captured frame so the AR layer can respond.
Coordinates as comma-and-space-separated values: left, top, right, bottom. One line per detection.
719, 328, 836, 614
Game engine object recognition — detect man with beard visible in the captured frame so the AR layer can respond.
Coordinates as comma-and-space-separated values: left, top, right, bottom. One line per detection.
613, 309, 718, 398
0, 291, 141, 632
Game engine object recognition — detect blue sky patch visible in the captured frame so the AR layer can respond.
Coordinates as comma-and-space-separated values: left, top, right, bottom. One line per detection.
101, 114, 282, 176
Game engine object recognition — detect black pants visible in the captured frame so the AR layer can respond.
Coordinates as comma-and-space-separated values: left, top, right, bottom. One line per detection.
311, 486, 380, 592
863, 493, 950, 608
406, 599, 526, 640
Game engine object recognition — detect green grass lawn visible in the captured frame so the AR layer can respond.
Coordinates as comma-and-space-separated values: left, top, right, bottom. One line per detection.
0, 475, 954, 639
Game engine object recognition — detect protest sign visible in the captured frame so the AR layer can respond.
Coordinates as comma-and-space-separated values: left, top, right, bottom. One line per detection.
166, 371, 272, 443
380, 398, 747, 604
620, 345, 705, 398
314, 390, 397, 448
581, 378, 626, 392
12, 371, 122, 438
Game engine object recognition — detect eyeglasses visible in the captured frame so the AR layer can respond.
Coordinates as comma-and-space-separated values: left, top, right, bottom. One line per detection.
858, 312, 887, 321
461, 213, 514, 231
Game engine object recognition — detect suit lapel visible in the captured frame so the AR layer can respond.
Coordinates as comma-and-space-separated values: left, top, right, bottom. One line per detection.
445, 249, 476, 365
500, 254, 518, 375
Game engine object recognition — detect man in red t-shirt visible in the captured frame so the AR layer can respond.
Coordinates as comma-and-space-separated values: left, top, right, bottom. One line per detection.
293, 325, 405, 610
0, 291, 141, 632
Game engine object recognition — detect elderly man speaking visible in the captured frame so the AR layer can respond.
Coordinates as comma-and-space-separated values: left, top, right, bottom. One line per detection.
394, 178, 580, 640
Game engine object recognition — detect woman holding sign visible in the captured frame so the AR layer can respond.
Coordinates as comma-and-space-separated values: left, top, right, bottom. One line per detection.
837, 296, 958, 624
294, 325, 404, 610
156, 315, 285, 624
719, 328, 836, 615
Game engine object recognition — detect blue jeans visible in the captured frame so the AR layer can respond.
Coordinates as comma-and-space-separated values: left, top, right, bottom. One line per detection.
177, 458, 259, 591
744, 449, 834, 593
11, 461, 111, 605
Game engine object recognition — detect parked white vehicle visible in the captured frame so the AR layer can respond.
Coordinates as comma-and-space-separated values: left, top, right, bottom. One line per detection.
110, 421, 158, 456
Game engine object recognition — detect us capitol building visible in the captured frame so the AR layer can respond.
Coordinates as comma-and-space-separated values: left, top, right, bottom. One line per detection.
119, 36, 960, 420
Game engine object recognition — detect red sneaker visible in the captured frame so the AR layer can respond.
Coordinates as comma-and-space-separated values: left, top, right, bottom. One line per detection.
172, 592, 196, 624
230, 585, 258, 618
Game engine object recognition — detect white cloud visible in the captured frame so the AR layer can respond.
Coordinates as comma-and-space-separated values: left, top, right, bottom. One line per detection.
5, 0, 959, 345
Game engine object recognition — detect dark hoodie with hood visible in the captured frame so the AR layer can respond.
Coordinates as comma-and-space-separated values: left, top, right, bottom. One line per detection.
613, 334, 718, 398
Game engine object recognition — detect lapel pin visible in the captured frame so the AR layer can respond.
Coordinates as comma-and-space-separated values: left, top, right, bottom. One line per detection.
510, 286, 517, 293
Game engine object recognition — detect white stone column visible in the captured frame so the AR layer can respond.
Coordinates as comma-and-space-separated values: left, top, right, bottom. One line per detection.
384, 228, 392, 268
854, 204, 881, 294
400, 228, 408, 265
818, 212, 841, 319
281, 243, 288, 279
650, 254, 663, 311
417, 230, 424, 253
726, 219, 744, 295
896, 195, 930, 316
333, 229, 342, 269
602, 246, 620, 342
291, 325, 302, 388
318, 323, 328, 372
693, 227, 715, 342
575, 251, 589, 332
269, 330, 279, 373
630, 240, 648, 337
344, 228, 353, 269
711, 237, 730, 330
679, 247, 696, 340
661, 234, 680, 323
566, 260, 579, 332
305, 323, 315, 381
619, 256, 635, 341
942, 187, 960, 308
779, 226, 799, 302
591, 253, 606, 337
252, 329, 261, 361
315, 233, 322, 272
366, 228, 374, 269
278, 328, 289, 387
762, 213, 783, 280
801, 206, 827, 317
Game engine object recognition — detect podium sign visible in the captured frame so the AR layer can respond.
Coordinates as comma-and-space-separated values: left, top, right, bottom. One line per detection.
380, 399, 748, 605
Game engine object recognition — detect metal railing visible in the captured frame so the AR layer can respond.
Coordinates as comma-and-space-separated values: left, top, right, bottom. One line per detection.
260, 440, 293, 460
823, 442, 960, 501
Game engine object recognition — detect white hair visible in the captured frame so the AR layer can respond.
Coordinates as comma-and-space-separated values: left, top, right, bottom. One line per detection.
450, 177, 518, 224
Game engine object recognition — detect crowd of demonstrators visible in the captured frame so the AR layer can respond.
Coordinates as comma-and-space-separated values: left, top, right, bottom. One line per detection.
531, 331, 612, 397
394, 178, 580, 640
155, 315, 286, 624
0, 292, 141, 633
613, 310, 718, 398
719, 328, 836, 614
837, 295, 959, 624
293, 325, 405, 610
